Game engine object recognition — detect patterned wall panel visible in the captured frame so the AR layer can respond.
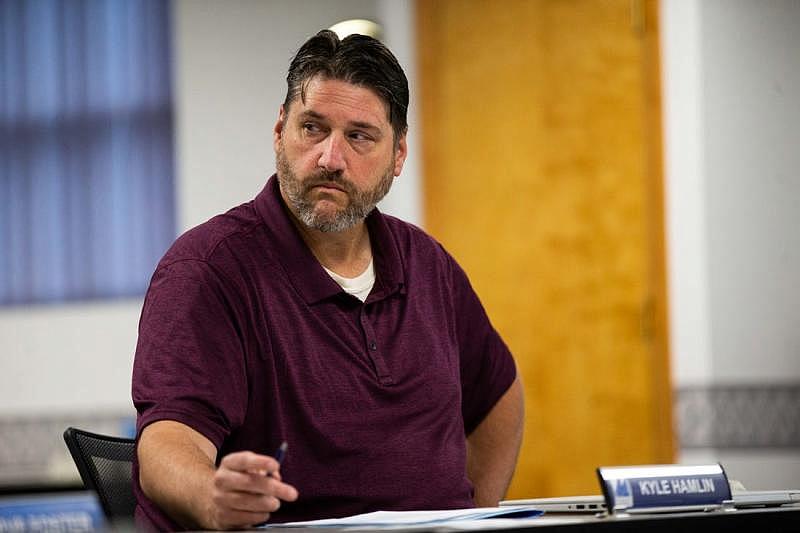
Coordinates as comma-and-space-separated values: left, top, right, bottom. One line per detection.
676, 384, 800, 449
0, 413, 134, 487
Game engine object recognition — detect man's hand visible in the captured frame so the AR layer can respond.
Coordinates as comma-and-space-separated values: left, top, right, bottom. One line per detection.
207, 451, 299, 529
138, 420, 298, 530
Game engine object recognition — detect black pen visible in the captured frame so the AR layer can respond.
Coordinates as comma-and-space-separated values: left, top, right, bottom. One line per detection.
268, 441, 288, 477
254, 441, 289, 528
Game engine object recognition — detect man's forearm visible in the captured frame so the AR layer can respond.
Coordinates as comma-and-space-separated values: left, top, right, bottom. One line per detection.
466, 376, 525, 506
138, 420, 219, 529
138, 420, 298, 530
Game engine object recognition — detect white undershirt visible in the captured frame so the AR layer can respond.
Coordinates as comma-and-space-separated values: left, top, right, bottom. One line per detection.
323, 259, 375, 302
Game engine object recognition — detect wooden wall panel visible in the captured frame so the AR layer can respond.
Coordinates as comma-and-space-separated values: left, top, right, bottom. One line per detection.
417, 0, 673, 497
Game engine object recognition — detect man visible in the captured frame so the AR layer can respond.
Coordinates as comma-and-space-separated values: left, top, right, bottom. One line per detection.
132, 30, 524, 531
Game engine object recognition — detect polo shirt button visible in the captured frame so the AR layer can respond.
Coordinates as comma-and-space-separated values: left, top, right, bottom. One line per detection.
369, 341, 377, 351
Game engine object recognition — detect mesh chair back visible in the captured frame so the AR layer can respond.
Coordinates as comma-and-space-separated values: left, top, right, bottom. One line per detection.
63, 426, 136, 521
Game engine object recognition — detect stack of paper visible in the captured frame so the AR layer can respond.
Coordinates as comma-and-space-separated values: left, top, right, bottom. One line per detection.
265, 506, 544, 529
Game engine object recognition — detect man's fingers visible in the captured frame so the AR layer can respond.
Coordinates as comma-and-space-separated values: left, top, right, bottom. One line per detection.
272, 478, 299, 502
213, 490, 282, 514
220, 450, 280, 474
214, 468, 260, 494
213, 468, 299, 501
210, 449, 298, 529
210, 477, 298, 529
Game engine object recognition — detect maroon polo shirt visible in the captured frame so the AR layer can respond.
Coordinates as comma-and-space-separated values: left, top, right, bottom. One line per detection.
132, 175, 516, 530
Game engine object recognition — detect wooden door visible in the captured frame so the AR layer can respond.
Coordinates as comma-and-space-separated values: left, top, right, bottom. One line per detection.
417, 0, 673, 497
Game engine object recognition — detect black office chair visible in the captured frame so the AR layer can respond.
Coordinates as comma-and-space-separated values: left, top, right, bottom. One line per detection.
63, 426, 137, 522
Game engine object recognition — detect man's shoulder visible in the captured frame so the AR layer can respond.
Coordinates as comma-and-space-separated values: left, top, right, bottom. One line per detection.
376, 212, 461, 276
160, 200, 264, 268
378, 212, 448, 253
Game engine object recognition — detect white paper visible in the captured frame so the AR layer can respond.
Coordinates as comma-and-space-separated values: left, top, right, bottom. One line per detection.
264, 506, 543, 528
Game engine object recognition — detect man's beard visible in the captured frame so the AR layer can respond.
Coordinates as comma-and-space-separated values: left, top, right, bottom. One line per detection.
276, 145, 395, 233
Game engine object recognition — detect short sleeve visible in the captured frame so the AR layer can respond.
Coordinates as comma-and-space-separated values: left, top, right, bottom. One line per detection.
132, 259, 249, 451
450, 258, 517, 435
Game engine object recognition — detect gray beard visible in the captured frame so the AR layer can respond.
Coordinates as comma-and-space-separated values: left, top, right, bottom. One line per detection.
276, 147, 394, 233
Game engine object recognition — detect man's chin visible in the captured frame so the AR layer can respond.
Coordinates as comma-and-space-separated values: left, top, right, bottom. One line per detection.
309, 199, 348, 219
301, 206, 352, 232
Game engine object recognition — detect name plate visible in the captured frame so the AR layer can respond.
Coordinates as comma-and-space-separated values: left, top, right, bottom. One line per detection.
596, 464, 732, 514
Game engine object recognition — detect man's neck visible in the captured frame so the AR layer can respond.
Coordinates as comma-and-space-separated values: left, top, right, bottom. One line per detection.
290, 214, 373, 279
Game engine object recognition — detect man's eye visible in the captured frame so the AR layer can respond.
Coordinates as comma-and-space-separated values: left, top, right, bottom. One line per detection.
349, 131, 372, 142
303, 122, 321, 133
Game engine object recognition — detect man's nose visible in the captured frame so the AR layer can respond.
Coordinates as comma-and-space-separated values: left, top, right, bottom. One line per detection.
317, 133, 347, 172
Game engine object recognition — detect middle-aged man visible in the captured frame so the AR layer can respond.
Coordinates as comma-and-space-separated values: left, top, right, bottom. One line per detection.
132, 29, 524, 531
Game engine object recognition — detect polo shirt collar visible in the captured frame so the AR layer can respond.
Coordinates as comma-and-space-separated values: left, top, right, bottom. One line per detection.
254, 175, 405, 305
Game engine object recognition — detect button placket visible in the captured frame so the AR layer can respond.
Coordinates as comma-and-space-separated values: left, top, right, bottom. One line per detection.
359, 306, 393, 385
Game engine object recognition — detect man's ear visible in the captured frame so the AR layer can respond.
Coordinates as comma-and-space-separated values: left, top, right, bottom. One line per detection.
273, 105, 286, 152
393, 132, 409, 177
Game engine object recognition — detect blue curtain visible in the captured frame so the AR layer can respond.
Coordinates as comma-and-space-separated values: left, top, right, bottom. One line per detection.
0, 0, 175, 305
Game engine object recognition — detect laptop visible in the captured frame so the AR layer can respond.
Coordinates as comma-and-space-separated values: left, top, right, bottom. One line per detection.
500, 490, 800, 513
500, 495, 607, 513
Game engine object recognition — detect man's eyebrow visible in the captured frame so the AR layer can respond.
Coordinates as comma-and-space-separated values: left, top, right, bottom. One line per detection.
299, 110, 325, 121
299, 110, 383, 134
350, 120, 382, 134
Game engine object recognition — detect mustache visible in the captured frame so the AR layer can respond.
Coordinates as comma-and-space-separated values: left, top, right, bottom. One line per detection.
302, 170, 357, 195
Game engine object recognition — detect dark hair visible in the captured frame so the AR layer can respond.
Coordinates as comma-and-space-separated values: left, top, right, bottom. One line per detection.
284, 29, 409, 140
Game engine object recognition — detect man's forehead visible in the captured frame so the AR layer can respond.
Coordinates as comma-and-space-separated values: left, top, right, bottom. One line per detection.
289, 76, 391, 126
